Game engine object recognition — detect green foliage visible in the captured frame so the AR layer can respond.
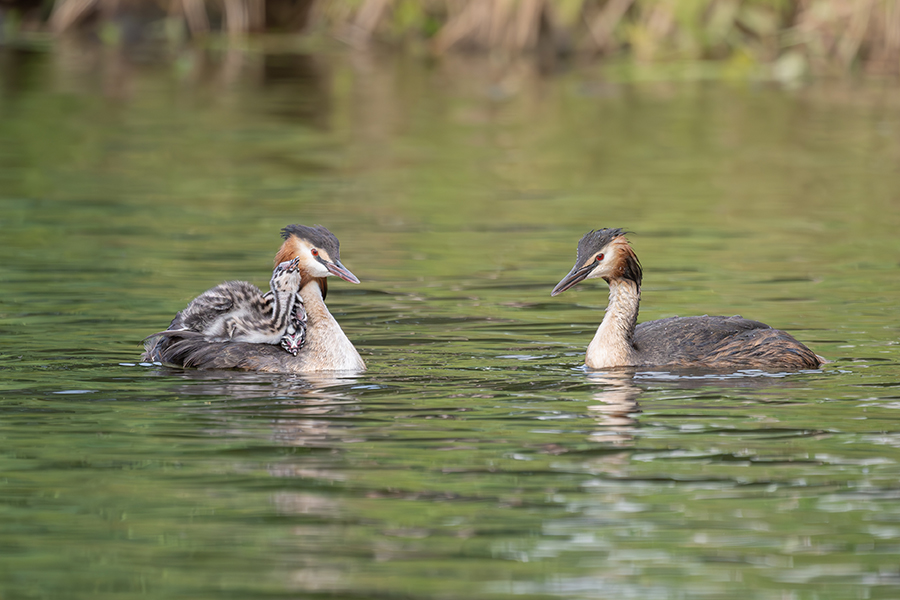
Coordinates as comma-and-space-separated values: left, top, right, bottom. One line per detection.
391, 0, 426, 37
309, 0, 896, 73
98, 21, 123, 46
553, 0, 587, 28
37, 0, 900, 73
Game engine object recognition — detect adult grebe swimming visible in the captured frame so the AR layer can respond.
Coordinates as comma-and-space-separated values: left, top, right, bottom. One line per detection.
551, 229, 823, 370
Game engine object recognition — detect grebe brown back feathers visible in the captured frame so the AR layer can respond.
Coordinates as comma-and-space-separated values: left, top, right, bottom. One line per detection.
551, 229, 823, 370
144, 225, 366, 373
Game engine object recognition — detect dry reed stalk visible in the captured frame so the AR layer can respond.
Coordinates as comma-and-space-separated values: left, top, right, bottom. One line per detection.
586, 0, 634, 52
793, 0, 888, 70
645, 1, 674, 41
631, 0, 676, 60
874, 0, 900, 70
837, 0, 874, 67
705, 0, 740, 46
249, 0, 264, 30
487, 0, 510, 48
432, 0, 482, 53
313, 0, 354, 26
513, 0, 541, 50
178, 0, 210, 35
433, 0, 549, 54
49, 0, 100, 31
349, 0, 391, 45
223, 0, 246, 33
885, 0, 900, 53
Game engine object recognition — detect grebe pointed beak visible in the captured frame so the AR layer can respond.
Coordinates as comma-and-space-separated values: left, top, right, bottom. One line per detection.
551, 263, 595, 296
324, 260, 361, 284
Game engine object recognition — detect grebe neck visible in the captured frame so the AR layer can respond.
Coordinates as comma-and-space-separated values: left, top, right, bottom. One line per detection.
298, 279, 366, 372
585, 278, 640, 369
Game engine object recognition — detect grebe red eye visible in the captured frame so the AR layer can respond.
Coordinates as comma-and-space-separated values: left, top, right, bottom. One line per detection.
596, 253, 604, 262
311, 248, 319, 256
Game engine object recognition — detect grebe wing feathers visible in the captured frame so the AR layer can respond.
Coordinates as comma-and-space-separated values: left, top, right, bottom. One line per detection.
145, 334, 313, 373
635, 315, 769, 341
633, 316, 819, 369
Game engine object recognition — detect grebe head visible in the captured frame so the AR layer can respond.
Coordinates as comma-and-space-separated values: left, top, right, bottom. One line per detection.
551, 228, 642, 296
276, 224, 360, 284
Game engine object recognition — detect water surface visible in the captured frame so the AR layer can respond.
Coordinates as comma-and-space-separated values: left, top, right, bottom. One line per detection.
2, 44, 900, 599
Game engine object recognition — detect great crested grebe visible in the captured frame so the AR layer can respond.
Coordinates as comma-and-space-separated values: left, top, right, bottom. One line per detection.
143, 224, 366, 373
551, 229, 823, 370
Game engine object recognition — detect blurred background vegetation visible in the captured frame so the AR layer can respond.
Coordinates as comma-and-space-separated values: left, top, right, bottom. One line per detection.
2, 0, 900, 77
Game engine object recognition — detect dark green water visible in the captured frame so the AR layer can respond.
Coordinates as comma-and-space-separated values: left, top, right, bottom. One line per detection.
2, 42, 900, 599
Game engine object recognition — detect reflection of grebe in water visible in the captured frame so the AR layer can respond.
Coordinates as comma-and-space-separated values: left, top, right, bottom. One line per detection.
143, 225, 366, 373
585, 371, 642, 445
551, 229, 824, 370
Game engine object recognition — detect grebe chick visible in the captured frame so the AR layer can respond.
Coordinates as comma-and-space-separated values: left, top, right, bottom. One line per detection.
143, 224, 366, 373
150, 257, 303, 347
551, 229, 823, 370
279, 307, 308, 356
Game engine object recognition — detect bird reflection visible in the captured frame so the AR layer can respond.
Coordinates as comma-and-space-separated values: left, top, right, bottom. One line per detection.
580, 365, 828, 446
144, 367, 364, 447
584, 370, 643, 445
144, 366, 361, 398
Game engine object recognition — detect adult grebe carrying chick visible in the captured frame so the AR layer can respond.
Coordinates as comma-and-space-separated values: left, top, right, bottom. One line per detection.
144, 224, 366, 373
